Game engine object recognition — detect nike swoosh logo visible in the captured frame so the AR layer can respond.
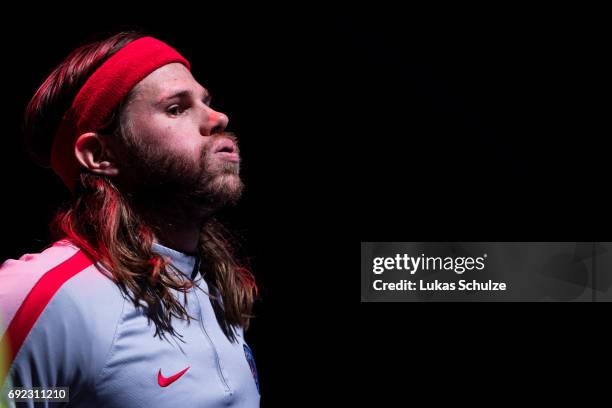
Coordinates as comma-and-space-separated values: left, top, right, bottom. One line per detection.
158, 366, 190, 387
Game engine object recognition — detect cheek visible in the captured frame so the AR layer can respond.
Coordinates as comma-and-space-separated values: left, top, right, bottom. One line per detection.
132, 115, 202, 156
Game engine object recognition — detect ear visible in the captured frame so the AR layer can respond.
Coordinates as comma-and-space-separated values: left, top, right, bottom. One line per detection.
74, 132, 120, 177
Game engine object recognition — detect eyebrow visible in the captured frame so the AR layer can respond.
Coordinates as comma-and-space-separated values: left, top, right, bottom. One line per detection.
157, 88, 211, 105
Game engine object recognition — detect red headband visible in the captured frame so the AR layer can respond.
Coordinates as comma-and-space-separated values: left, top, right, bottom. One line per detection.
50, 36, 191, 191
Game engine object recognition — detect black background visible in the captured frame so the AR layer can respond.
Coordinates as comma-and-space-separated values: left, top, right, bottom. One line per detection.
340, 10, 611, 242
344, 7, 610, 404
1, 5, 609, 405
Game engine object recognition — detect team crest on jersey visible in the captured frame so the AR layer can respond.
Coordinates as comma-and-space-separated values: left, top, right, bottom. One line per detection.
243, 344, 259, 394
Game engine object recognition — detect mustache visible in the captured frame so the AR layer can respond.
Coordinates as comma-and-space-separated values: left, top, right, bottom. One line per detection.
202, 131, 240, 156
211, 131, 238, 144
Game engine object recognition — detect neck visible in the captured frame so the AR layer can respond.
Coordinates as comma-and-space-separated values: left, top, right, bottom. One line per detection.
152, 220, 202, 254
133, 196, 216, 255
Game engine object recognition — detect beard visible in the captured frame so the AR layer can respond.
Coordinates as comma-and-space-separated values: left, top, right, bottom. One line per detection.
118, 131, 244, 221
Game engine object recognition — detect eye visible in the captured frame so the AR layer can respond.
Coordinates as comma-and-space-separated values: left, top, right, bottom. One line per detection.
167, 104, 186, 116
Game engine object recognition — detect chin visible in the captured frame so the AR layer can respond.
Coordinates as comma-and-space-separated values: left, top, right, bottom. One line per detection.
207, 173, 244, 204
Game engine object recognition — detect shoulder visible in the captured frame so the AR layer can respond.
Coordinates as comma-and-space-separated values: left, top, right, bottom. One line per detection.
0, 240, 126, 391
0, 239, 87, 334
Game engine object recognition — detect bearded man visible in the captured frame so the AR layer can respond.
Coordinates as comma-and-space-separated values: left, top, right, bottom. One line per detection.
0, 32, 260, 407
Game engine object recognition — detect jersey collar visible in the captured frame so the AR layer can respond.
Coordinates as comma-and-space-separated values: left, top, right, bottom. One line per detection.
151, 242, 201, 280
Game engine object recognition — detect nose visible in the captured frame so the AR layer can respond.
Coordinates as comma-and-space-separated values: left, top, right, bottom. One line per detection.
201, 107, 229, 136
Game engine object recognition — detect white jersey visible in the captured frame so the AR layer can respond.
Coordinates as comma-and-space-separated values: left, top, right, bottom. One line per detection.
0, 239, 260, 407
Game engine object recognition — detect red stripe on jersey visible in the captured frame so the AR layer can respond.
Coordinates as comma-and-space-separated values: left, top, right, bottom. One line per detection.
0, 250, 94, 385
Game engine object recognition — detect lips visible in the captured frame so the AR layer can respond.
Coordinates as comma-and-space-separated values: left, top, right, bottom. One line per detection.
212, 139, 240, 162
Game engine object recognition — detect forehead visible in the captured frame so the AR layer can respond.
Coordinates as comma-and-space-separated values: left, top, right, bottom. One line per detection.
131, 62, 204, 99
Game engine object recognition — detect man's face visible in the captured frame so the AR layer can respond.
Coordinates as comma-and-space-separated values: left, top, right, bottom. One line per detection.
117, 63, 243, 212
